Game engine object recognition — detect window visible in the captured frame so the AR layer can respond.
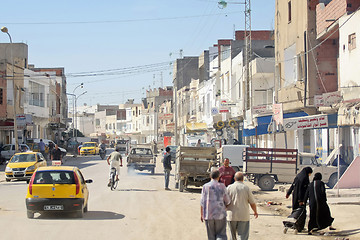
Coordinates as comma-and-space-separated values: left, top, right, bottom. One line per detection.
95, 119, 100, 126
29, 81, 45, 107
349, 33, 356, 51
288, 1, 292, 23
0, 88, 3, 105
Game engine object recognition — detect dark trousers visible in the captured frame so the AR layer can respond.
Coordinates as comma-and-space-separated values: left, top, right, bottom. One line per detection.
205, 218, 227, 240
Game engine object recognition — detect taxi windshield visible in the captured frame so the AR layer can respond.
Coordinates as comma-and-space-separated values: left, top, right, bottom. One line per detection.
11, 154, 36, 163
83, 143, 96, 147
34, 171, 75, 184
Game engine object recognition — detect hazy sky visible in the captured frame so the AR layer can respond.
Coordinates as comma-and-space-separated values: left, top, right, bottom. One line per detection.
1, 0, 275, 107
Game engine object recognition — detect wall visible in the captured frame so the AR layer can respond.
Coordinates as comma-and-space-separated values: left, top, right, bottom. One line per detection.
275, 0, 318, 111
339, 10, 360, 100
317, 0, 360, 35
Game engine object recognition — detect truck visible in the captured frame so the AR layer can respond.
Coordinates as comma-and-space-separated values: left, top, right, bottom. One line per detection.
127, 144, 156, 174
174, 146, 217, 192
243, 147, 338, 191
217, 145, 249, 172
116, 140, 129, 156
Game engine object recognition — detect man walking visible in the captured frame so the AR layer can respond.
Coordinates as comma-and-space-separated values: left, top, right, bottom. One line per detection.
51, 144, 63, 164
39, 139, 46, 159
201, 170, 231, 240
163, 146, 172, 190
227, 172, 258, 240
219, 158, 236, 187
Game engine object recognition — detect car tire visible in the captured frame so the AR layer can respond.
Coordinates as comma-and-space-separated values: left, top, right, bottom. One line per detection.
76, 207, 84, 218
258, 175, 275, 191
150, 168, 155, 175
179, 179, 185, 192
27, 211, 34, 219
84, 203, 88, 213
26, 179, 30, 184
5, 178, 10, 182
327, 173, 338, 189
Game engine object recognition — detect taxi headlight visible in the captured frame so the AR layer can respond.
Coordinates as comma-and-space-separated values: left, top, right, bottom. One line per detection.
26, 165, 35, 171
5, 166, 12, 172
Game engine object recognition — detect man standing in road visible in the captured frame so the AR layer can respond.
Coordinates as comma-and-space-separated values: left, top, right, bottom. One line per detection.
51, 144, 63, 164
201, 169, 231, 240
39, 139, 46, 159
227, 172, 258, 240
219, 158, 236, 187
163, 146, 172, 190
107, 147, 123, 187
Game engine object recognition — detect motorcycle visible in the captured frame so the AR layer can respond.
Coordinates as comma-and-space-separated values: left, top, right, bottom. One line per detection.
99, 149, 106, 160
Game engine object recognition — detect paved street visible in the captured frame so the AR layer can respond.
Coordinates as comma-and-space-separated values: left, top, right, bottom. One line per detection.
1, 152, 360, 240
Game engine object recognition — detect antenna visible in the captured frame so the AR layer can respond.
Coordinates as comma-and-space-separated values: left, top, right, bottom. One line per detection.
233, 24, 236, 40
160, 72, 163, 88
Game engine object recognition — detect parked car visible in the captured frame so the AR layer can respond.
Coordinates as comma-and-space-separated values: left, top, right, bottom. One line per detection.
25, 166, 92, 218
0, 144, 31, 160
80, 142, 99, 155
31, 139, 67, 158
5, 152, 47, 183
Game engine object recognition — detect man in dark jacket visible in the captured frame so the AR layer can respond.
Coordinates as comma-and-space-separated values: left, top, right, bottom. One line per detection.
163, 147, 172, 190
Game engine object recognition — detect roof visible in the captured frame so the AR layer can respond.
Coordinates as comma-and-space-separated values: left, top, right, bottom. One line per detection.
14, 151, 37, 155
37, 166, 77, 171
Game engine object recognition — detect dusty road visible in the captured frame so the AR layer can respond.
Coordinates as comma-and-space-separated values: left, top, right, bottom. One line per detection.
0, 152, 359, 240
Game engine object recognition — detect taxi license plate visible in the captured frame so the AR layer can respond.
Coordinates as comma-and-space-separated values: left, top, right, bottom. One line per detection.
44, 205, 64, 210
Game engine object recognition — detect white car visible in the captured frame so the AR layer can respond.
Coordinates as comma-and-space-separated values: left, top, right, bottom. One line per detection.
32, 139, 67, 157
1, 144, 31, 160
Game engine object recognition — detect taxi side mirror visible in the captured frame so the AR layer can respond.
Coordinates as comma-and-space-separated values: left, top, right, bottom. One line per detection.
85, 179, 93, 184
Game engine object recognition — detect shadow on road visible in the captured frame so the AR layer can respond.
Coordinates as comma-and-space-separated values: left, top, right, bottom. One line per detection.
182, 188, 202, 194
84, 211, 125, 220
118, 188, 158, 192
317, 228, 360, 237
36, 211, 125, 220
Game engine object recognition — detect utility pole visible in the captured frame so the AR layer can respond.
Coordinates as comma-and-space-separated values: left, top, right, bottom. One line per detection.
1, 27, 19, 151
244, 0, 252, 112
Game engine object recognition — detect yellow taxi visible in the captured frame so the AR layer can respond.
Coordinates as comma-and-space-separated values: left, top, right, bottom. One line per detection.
80, 142, 99, 155
5, 152, 47, 183
25, 166, 92, 218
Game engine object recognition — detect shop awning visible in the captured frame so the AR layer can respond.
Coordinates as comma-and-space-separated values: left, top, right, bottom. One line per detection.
185, 122, 208, 133
243, 111, 308, 137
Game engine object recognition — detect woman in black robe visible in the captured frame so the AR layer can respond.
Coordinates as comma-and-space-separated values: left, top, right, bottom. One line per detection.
286, 166, 313, 210
285, 166, 313, 232
304, 172, 334, 234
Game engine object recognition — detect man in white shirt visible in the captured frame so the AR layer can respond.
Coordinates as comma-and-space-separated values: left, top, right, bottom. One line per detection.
226, 172, 258, 240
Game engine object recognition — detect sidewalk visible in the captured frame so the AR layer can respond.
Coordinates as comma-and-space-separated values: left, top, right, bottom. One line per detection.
326, 188, 360, 205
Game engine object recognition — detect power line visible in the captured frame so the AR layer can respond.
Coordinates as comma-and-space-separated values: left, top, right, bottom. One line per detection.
3, 11, 242, 25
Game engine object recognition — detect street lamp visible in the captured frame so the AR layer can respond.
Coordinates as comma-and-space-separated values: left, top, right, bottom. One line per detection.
75, 91, 87, 141
72, 83, 84, 139
1, 26, 18, 151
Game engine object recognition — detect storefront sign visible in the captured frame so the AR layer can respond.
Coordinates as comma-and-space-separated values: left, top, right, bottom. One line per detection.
272, 103, 283, 125
283, 115, 328, 131
252, 104, 272, 115
315, 91, 342, 107
219, 100, 230, 113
